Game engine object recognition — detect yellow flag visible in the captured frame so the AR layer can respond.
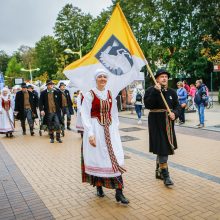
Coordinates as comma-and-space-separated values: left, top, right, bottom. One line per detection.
64, 3, 146, 97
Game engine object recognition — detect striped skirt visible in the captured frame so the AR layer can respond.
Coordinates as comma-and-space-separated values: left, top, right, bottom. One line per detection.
81, 146, 123, 189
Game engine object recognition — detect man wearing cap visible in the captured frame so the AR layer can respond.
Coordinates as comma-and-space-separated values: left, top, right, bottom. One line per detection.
39, 79, 63, 143
59, 82, 73, 130
144, 69, 181, 186
14, 82, 38, 136
27, 85, 39, 111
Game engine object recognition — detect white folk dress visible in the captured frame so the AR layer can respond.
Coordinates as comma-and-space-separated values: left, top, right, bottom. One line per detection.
0, 96, 14, 134
81, 88, 125, 178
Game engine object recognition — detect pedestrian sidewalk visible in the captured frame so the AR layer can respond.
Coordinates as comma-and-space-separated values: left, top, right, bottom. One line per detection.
0, 117, 220, 219
119, 103, 220, 132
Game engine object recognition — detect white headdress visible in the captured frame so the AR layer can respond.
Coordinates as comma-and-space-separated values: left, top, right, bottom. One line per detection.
95, 69, 109, 79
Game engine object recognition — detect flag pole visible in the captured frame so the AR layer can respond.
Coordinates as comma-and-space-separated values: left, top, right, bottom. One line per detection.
145, 62, 172, 115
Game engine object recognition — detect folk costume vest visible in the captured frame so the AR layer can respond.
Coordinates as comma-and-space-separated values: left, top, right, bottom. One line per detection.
90, 90, 126, 174
2, 99, 11, 111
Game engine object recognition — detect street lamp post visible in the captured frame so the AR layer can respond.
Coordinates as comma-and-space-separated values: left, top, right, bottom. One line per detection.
21, 64, 40, 84
64, 48, 82, 59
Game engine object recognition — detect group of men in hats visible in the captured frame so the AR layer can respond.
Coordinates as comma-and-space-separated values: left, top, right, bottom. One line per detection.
14, 80, 73, 143
15, 82, 38, 135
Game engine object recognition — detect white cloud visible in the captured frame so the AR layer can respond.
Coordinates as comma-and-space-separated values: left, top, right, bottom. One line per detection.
0, 0, 112, 54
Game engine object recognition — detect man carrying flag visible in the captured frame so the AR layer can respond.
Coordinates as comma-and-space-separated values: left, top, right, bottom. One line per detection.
144, 69, 181, 186
64, 3, 146, 203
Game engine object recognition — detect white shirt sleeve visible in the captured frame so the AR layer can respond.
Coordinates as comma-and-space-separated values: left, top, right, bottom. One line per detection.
111, 98, 119, 127
81, 92, 94, 137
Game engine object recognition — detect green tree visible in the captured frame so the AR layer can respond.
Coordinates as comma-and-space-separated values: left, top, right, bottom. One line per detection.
5, 56, 22, 86
35, 36, 61, 78
54, 4, 93, 55
5, 56, 22, 77
0, 50, 10, 74
17, 45, 36, 69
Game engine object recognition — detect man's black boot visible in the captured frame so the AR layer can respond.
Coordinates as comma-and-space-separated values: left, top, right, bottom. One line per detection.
160, 163, 174, 186
21, 122, 26, 135
96, 186, 105, 197
49, 132, 54, 143
30, 125, 35, 136
115, 189, 129, 204
56, 132, 62, 143
67, 121, 71, 130
156, 162, 163, 180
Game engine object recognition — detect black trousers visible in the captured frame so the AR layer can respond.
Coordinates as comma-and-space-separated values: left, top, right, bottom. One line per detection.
48, 113, 61, 132
21, 109, 34, 131
179, 107, 185, 123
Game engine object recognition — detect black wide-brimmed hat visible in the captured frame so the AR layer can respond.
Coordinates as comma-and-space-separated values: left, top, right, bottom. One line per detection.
21, 82, 27, 88
155, 69, 170, 79
46, 79, 54, 86
59, 82, 66, 88
27, 85, 33, 89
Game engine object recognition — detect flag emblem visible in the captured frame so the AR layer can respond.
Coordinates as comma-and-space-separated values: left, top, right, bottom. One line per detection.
95, 35, 133, 76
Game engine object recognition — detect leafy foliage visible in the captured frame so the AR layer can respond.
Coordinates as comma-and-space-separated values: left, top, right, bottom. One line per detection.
34, 36, 61, 78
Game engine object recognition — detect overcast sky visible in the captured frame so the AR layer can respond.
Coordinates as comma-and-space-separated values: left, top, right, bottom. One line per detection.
0, 0, 112, 55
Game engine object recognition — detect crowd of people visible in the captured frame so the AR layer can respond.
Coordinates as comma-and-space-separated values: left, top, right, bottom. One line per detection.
0, 81, 76, 143
132, 78, 209, 128
0, 68, 212, 205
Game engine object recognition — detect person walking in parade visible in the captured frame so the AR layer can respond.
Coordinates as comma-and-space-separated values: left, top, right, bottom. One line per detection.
144, 69, 181, 186
76, 91, 84, 138
14, 83, 37, 136
39, 79, 63, 143
59, 82, 73, 130
194, 79, 208, 128
0, 87, 14, 137
81, 69, 129, 204
176, 81, 187, 124
131, 84, 145, 124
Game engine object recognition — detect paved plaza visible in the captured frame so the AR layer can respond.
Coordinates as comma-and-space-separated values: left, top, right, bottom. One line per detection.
0, 109, 220, 220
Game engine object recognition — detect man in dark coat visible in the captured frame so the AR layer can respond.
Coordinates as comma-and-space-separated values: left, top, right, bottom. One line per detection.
39, 79, 63, 143
144, 69, 181, 186
194, 79, 208, 128
14, 82, 38, 136
58, 82, 73, 130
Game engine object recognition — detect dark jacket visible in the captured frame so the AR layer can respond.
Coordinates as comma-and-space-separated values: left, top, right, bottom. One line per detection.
194, 84, 207, 105
39, 89, 62, 124
59, 89, 74, 115
14, 90, 38, 120
144, 86, 181, 155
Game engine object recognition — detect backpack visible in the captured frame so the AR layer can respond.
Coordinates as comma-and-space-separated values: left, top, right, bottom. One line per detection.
202, 86, 209, 107
136, 91, 143, 102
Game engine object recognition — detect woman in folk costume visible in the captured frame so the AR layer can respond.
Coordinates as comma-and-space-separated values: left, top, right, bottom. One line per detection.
81, 69, 129, 204
0, 87, 14, 137
76, 91, 84, 138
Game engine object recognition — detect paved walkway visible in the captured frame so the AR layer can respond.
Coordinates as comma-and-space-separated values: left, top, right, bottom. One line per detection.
120, 103, 220, 132
0, 115, 220, 219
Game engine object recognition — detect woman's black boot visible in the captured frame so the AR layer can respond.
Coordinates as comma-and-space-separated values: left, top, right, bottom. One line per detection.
96, 186, 105, 197
115, 189, 129, 204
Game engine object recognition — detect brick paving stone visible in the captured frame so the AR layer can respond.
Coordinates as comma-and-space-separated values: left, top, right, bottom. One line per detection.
0, 141, 54, 220
0, 117, 220, 220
